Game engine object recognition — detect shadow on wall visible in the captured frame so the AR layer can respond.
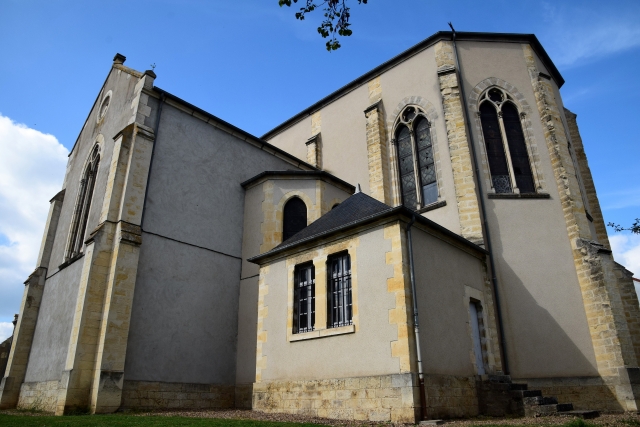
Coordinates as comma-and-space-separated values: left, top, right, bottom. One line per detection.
486, 202, 623, 411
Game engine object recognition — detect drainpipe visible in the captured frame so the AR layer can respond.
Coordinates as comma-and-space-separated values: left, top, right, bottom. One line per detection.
405, 215, 427, 419
140, 93, 165, 229
447, 23, 509, 375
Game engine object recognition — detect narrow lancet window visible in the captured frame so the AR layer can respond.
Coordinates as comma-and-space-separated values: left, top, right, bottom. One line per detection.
283, 197, 307, 241
394, 106, 438, 209
479, 88, 535, 194
65, 145, 100, 261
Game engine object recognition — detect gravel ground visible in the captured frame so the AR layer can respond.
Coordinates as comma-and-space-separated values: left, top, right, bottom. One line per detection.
2, 408, 640, 426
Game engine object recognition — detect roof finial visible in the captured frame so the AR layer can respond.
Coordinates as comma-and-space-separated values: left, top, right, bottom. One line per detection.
355, 183, 361, 194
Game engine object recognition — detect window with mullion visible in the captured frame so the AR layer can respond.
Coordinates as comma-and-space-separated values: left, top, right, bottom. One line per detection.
327, 253, 352, 328
395, 108, 438, 209
65, 146, 100, 261
479, 88, 536, 195
293, 263, 315, 334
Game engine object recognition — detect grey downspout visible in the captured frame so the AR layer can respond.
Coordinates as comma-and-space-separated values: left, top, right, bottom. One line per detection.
140, 93, 165, 229
406, 215, 427, 419
447, 23, 509, 375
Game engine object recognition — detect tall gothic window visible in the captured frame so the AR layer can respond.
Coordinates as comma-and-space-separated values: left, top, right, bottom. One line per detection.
395, 106, 437, 209
327, 252, 352, 328
283, 197, 307, 241
65, 145, 100, 261
479, 88, 535, 194
293, 263, 315, 334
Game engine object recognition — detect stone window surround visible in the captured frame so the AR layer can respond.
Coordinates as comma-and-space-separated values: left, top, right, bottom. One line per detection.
287, 248, 358, 343
469, 78, 546, 197
62, 137, 104, 264
387, 97, 446, 211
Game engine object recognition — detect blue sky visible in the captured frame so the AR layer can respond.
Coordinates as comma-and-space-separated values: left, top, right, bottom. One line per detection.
0, 0, 639, 335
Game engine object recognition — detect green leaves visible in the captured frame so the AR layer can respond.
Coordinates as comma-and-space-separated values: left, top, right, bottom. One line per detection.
279, 0, 369, 51
608, 219, 640, 234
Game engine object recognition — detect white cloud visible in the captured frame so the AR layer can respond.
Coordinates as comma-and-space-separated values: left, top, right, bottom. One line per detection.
610, 233, 640, 297
0, 114, 68, 320
539, 2, 640, 68
0, 322, 13, 343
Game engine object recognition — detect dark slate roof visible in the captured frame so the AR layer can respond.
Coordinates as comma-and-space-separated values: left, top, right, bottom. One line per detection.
273, 192, 393, 251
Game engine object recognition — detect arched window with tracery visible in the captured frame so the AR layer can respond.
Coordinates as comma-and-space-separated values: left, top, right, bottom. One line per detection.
283, 197, 307, 242
65, 145, 100, 261
394, 106, 437, 209
479, 88, 535, 194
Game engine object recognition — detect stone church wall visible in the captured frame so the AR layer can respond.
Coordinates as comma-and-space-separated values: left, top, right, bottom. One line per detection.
23, 263, 81, 384
123, 100, 301, 404
459, 40, 601, 379
411, 225, 501, 377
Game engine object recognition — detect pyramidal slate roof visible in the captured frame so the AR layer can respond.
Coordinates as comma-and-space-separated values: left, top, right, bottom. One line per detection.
272, 191, 393, 252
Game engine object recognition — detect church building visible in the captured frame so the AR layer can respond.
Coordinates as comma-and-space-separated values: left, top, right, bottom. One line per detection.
1, 31, 639, 423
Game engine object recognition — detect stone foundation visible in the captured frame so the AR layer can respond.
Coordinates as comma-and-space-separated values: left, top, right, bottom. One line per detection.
253, 373, 419, 423
17, 380, 60, 413
424, 374, 479, 419
235, 383, 253, 409
121, 380, 235, 410
517, 377, 623, 412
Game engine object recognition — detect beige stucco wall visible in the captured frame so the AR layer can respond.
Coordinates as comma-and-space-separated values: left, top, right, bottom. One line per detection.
258, 226, 404, 381
411, 228, 489, 376
378, 46, 461, 234
266, 117, 311, 166
457, 41, 599, 377
263, 46, 463, 235
318, 85, 371, 192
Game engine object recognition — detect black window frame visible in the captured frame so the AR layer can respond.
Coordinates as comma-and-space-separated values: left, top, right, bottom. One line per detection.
327, 251, 352, 329
293, 262, 315, 334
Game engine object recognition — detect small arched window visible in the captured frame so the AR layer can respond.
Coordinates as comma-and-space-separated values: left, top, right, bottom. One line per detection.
479, 88, 535, 194
65, 145, 100, 260
394, 106, 437, 209
283, 197, 307, 241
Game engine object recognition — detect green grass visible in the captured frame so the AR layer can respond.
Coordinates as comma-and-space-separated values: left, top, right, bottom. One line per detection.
0, 414, 327, 427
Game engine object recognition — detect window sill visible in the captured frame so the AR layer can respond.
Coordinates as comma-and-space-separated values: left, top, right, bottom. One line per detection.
289, 324, 355, 342
488, 193, 550, 199
58, 253, 84, 271
416, 200, 446, 214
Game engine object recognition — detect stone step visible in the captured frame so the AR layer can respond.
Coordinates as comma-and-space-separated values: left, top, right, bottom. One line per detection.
486, 374, 512, 383
509, 383, 528, 391
524, 403, 574, 417
511, 389, 542, 398
523, 396, 558, 406
557, 403, 574, 412
560, 410, 600, 419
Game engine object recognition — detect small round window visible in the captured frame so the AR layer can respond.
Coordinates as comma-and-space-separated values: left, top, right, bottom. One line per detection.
97, 91, 112, 122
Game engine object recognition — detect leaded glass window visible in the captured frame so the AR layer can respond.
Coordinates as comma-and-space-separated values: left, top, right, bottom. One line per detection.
283, 197, 307, 241
293, 263, 315, 334
65, 145, 100, 261
478, 88, 536, 194
395, 107, 438, 209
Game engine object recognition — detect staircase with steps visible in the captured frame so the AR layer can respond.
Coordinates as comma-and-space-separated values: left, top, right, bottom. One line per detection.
477, 375, 599, 419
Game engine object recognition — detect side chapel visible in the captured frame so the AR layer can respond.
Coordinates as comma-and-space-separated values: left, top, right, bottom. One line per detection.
1, 31, 639, 423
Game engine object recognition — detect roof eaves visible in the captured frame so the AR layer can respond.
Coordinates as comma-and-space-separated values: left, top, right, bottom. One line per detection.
240, 170, 355, 192
260, 31, 563, 141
